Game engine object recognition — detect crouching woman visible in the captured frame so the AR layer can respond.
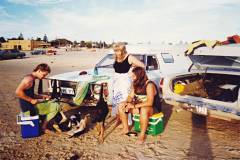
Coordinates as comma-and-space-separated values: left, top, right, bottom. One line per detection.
119, 67, 161, 144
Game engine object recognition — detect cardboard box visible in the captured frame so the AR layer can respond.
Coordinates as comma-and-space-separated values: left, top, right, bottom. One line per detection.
133, 112, 164, 135
17, 114, 40, 138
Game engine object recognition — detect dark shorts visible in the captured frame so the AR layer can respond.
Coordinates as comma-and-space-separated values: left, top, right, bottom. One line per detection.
19, 99, 37, 116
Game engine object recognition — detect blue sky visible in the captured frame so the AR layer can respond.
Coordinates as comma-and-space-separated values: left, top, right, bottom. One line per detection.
0, 0, 239, 43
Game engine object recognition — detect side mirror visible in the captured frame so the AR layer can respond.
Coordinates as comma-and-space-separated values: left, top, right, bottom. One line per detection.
146, 66, 148, 70
146, 66, 154, 70
94, 67, 98, 75
148, 66, 155, 70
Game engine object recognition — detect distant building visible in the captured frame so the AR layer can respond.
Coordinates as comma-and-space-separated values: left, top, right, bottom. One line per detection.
0, 40, 50, 51
32, 40, 51, 49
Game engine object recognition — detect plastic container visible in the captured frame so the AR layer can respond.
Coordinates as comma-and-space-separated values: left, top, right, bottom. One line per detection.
17, 114, 40, 138
133, 112, 164, 135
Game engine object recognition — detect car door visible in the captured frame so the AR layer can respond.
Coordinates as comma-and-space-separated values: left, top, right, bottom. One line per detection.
2, 50, 11, 59
145, 54, 161, 88
11, 50, 19, 58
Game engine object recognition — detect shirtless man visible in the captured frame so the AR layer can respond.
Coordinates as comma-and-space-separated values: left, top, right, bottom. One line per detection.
15, 63, 60, 133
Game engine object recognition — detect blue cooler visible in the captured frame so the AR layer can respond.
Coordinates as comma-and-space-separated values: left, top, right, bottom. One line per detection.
17, 114, 40, 138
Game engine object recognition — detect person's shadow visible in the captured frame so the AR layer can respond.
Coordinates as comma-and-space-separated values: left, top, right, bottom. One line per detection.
161, 101, 214, 159
188, 114, 213, 159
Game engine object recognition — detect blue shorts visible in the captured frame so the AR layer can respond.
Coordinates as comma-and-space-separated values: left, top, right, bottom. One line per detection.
19, 99, 37, 116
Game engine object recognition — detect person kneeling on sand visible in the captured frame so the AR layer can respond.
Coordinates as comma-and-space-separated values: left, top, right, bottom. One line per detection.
15, 63, 62, 134
119, 67, 161, 144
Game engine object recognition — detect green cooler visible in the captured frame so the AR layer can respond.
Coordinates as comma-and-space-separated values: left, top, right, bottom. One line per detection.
133, 112, 164, 135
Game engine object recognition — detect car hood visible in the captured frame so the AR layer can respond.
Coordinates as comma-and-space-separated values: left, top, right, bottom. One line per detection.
48, 68, 113, 82
188, 45, 240, 72
48, 70, 95, 82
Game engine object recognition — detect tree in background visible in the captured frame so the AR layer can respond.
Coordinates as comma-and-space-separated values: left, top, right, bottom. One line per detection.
36, 37, 42, 41
80, 41, 86, 47
43, 34, 48, 42
18, 33, 24, 40
0, 37, 6, 48
85, 41, 92, 48
50, 38, 73, 47
103, 41, 108, 48
99, 41, 103, 48
73, 40, 78, 47
0, 37, 6, 43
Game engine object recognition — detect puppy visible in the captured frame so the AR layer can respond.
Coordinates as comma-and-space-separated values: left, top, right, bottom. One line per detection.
67, 114, 89, 137
53, 111, 89, 138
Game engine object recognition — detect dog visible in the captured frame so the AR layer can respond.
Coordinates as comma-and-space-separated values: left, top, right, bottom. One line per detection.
52, 106, 90, 137
53, 83, 109, 143
89, 83, 109, 143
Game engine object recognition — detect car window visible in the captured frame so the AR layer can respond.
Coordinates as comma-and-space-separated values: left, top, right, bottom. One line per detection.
96, 54, 114, 68
161, 53, 174, 63
134, 55, 145, 63
146, 55, 159, 70
96, 54, 145, 68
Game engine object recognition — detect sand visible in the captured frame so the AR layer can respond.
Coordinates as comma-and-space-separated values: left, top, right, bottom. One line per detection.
0, 49, 239, 160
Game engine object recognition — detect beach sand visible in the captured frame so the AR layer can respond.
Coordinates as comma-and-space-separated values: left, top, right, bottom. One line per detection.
0, 49, 239, 160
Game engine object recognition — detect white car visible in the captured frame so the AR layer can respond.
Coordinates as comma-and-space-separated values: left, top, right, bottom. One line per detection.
46, 45, 190, 105
162, 45, 240, 120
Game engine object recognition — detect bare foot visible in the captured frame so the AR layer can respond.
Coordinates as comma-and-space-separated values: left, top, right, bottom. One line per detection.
136, 134, 146, 144
42, 129, 53, 134
136, 139, 145, 145
98, 135, 104, 144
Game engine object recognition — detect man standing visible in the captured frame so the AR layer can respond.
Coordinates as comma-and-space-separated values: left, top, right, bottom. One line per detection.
15, 63, 60, 133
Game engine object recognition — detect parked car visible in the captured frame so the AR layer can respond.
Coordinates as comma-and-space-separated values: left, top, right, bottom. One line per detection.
162, 45, 240, 120
31, 50, 46, 55
46, 49, 57, 55
0, 49, 26, 60
46, 44, 190, 105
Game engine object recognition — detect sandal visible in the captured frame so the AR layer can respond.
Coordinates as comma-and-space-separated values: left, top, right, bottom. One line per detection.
125, 131, 138, 137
